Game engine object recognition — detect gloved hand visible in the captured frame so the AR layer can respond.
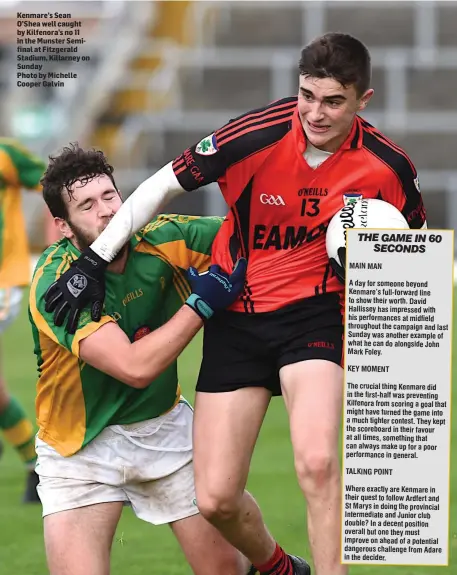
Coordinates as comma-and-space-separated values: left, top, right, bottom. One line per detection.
44, 247, 108, 334
185, 258, 247, 320
329, 246, 346, 284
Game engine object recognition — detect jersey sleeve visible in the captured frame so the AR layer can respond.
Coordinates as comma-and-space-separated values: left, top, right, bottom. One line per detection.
137, 214, 223, 273
178, 215, 224, 271
29, 244, 114, 357
381, 157, 427, 229
6, 141, 45, 190
171, 97, 297, 192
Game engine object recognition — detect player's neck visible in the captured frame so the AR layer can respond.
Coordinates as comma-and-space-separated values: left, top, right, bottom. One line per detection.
106, 245, 129, 274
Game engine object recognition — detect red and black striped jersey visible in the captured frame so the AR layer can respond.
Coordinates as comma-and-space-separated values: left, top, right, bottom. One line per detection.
172, 97, 426, 313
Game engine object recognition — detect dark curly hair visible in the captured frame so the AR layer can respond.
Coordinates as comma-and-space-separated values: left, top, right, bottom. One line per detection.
299, 33, 371, 97
41, 143, 118, 219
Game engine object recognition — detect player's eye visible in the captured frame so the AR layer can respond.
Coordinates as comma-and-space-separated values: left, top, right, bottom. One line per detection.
327, 100, 341, 108
81, 203, 92, 211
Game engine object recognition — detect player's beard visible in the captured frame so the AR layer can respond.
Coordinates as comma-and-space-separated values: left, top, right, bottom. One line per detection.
68, 220, 127, 262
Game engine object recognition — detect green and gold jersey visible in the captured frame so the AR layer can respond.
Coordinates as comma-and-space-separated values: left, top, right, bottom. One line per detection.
0, 139, 45, 288
29, 214, 223, 457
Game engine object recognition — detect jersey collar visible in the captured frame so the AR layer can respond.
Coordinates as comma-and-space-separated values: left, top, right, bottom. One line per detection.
65, 239, 80, 261
292, 108, 364, 153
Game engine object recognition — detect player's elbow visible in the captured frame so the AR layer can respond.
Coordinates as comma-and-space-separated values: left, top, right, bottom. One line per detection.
121, 361, 164, 389
118, 367, 152, 389
96, 357, 154, 389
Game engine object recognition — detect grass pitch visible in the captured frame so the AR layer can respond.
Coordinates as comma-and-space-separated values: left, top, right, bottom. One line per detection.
0, 293, 455, 574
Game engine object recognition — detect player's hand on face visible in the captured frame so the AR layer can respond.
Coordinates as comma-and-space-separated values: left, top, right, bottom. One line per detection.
44, 247, 108, 334
185, 258, 247, 320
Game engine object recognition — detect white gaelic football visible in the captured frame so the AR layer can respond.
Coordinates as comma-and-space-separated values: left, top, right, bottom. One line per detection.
326, 198, 409, 266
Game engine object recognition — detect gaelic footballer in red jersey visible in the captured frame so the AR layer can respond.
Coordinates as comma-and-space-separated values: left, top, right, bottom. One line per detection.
172, 34, 426, 575
173, 101, 425, 313
44, 33, 427, 575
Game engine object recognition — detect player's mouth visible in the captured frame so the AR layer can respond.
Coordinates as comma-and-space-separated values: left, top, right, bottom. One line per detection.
307, 121, 331, 134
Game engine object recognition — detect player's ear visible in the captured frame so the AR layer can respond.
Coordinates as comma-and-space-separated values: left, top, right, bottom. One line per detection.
55, 217, 72, 239
358, 88, 374, 111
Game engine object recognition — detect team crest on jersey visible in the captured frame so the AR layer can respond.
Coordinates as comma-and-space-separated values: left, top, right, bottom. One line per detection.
195, 133, 218, 156
343, 192, 363, 206
133, 325, 151, 341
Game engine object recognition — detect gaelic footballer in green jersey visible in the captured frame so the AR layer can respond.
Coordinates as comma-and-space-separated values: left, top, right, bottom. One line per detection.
0, 139, 45, 287
0, 139, 46, 503
30, 213, 222, 456
29, 144, 250, 575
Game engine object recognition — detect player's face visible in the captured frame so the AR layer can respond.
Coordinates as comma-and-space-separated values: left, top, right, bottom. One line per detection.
57, 174, 122, 251
298, 75, 373, 152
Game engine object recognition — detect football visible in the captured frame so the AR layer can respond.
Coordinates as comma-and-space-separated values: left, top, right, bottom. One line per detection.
326, 198, 409, 279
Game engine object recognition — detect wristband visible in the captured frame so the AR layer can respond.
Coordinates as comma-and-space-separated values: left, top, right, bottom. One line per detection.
185, 293, 214, 321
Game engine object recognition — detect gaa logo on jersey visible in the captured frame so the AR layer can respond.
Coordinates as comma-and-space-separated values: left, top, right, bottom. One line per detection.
195, 133, 218, 156
133, 325, 151, 341
343, 192, 363, 206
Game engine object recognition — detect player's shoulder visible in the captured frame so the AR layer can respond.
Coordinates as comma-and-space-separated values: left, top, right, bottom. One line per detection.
134, 214, 224, 248
359, 117, 417, 181
0, 139, 19, 171
33, 239, 75, 283
213, 96, 297, 154
0, 138, 19, 154
0, 137, 35, 159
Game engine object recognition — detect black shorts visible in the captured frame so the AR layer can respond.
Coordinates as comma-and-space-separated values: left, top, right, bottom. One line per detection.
196, 293, 344, 396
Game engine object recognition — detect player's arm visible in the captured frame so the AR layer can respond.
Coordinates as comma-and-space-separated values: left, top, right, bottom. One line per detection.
77, 256, 246, 387
91, 98, 295, 263
30, 248, 199, 388
89, 129, 239, 264
33, 245, 246, 387
79, 306, 202, 388
382, 160, 427, 229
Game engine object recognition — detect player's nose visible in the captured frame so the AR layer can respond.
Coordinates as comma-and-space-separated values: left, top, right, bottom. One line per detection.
307, 101, 325, 122
98, 202, 114, 217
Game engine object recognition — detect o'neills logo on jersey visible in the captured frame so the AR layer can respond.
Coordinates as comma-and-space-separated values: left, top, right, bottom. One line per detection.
298, 188, 328, 197
133, 325, 151, 341
122, 288, 144, 307
307, 341, 335, 350
343, 191, 363, 205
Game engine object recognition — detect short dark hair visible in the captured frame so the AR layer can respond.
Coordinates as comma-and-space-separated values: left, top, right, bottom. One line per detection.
41, 143, 117, 219
298, 32, 371, 97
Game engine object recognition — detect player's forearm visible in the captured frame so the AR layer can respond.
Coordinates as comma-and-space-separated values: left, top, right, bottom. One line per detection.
128, 305, 203, 388
91, 162, 185, 262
